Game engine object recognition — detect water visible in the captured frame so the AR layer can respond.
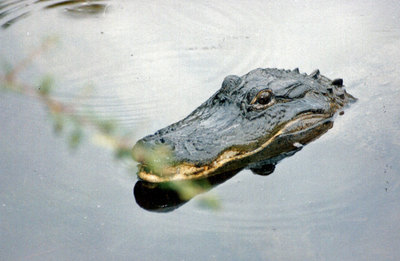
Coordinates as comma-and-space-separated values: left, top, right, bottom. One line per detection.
1, 0, 400, 260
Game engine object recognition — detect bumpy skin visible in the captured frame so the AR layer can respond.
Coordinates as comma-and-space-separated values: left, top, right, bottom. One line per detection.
132, 68, 356, 182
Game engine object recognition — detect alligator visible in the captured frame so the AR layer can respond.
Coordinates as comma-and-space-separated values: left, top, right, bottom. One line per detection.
132, 68, 356, 183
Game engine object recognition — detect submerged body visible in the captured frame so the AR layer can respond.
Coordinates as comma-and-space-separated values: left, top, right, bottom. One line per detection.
132, 68, 356, 182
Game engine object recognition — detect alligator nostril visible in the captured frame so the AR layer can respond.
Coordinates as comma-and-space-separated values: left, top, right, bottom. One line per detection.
132, 137, 176, 164
156, 137, 175, 150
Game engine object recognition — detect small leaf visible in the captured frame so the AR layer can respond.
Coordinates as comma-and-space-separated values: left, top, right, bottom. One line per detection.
92, 133, 117, 149
38, 76, 54, 96
98, 119, 116, 135
115, 147, 132, 159
69, 129, 83, 149
50, 112, 64, 134
53, 116, 64, 134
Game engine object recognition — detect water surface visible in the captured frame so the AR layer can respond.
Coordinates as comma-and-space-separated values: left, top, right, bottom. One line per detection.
1, 0, 400, 260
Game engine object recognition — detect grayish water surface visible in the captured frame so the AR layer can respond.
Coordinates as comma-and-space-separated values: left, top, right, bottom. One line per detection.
1, 0, 400, 260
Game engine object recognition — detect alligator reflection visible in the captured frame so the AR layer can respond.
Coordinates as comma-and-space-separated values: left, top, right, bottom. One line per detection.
134, 169, 241, 212
134, 160, 284, 212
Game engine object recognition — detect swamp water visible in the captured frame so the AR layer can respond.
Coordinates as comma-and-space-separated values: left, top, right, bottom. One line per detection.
1, 1, 400, 260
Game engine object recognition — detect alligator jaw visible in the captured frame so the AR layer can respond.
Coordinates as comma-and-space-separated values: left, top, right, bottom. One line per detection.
136, 113, 332, 183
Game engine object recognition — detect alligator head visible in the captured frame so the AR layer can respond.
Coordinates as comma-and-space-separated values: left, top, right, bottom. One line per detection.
132, 68, 356, 183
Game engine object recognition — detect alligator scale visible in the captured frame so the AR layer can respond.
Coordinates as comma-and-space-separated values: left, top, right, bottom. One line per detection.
132, 68, 356, 183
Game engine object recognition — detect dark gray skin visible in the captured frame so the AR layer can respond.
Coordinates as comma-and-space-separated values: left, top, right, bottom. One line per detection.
132, 68, 356, 183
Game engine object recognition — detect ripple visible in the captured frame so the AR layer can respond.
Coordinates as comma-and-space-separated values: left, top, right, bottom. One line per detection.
44, 0, 110, 18
0, 0, 32, 29
0, 0, 110, 29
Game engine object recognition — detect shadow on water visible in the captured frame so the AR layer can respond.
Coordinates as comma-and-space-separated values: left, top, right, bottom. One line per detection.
134, 169, 242, 213
133, 150, 299, 212
0, 0, 110, 29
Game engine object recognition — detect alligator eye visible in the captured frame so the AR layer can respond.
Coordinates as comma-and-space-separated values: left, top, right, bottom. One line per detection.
257, 91, 272, 105
250, 90, 273, 105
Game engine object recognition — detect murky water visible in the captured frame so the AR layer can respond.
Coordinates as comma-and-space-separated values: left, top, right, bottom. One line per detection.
1, 0, 400, 260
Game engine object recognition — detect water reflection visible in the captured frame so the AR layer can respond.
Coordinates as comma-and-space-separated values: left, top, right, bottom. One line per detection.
134, 150, 299, 212
134, 169, 240, 212
0, 0, 110, 29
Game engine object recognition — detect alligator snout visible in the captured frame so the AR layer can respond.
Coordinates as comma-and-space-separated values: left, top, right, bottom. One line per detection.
132, 138, 174, 163
132, 137, 177, 180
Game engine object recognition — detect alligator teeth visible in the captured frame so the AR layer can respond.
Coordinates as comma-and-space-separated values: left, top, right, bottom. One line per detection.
309, 69, 320, 79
